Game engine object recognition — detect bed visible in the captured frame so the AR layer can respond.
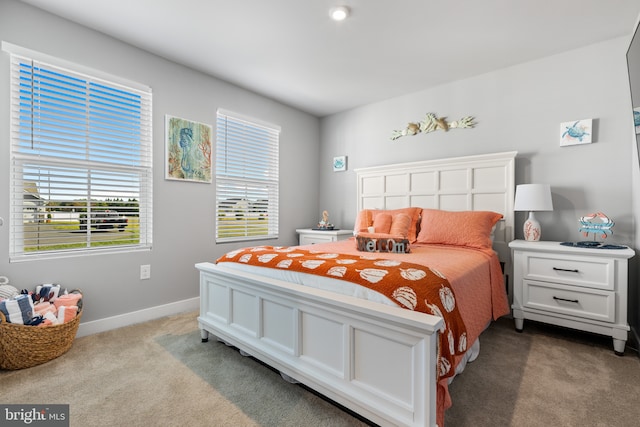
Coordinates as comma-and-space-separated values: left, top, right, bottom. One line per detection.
197, 151, 517, 427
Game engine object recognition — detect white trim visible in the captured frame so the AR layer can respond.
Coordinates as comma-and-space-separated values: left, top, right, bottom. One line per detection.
76, 297, 199, 337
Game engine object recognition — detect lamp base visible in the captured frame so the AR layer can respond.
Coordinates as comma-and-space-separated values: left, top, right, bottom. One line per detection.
523, 211, 541, 241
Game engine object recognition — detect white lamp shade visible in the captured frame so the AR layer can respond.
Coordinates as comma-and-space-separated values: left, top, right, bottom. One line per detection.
514, 184, 553, 212
514, 184, 553, 241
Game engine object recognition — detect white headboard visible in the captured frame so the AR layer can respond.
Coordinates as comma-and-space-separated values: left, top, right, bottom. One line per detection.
354, 151, 517, 264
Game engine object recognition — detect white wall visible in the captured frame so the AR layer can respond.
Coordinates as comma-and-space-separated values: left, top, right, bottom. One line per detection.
0, 0, 320, 327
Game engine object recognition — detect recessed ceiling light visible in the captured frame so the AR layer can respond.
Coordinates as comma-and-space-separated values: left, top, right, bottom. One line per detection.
329, 6, 350, 21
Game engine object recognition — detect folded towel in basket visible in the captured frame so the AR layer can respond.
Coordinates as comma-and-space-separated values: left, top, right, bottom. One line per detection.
53, 292, 82, 309
35, 284, 61, 303
39, 311, 58, 326
34, 302, 57, 316
0, 294, 34, 325
56, 305, 78, 324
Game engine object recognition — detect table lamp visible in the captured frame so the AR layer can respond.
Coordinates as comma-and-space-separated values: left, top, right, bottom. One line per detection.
514, 184, 553, 241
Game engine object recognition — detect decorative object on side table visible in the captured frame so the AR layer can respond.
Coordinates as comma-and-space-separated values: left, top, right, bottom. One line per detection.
578, 212, 614, 240
560, 213, 618, 248
316, 210, 334, 230
514, 184, 553, 241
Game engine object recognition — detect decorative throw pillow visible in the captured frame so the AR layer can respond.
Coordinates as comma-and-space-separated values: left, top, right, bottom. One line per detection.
353, 208, 422, 243
353, 209, 373, 235
372, 213, 393, 233
388, 213, 412, 238
416, 209, 503, 249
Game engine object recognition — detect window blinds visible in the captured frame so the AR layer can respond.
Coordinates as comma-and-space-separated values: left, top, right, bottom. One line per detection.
8, 52, 153, 260
216, 109, 279, 242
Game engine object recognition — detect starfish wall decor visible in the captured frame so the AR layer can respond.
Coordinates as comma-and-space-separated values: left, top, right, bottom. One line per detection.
390, 113, 476, 140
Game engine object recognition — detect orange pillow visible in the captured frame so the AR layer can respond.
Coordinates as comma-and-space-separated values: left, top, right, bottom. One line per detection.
416, 209, 503, 249
371, 208, 422, 242
354, 208, 421, 241
372, 213, 392, 233
389, 213, 412, 238
354, 209, 373, 234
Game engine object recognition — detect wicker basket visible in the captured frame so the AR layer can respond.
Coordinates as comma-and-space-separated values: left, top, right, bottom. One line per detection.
0, 308, 82, 370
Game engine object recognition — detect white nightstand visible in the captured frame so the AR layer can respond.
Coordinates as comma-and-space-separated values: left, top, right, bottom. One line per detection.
509, 240, 635, 355
296, 228, 352, 245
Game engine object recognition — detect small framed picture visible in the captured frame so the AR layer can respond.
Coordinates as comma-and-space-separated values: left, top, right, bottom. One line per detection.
560, 119, 592, 147
633, 107, 640, 134
333, 156, 347, 172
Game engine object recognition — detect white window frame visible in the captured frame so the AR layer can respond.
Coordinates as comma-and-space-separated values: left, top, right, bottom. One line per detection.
215, 109, 279, 243
4, 43, 153, 261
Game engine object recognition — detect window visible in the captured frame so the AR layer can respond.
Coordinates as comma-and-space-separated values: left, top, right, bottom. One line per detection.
6, 44, 152, 260
216, 109, 279, 242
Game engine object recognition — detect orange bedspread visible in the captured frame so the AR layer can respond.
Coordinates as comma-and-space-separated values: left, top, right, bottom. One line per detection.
298, 239, 509, 427
303, 239, 509, 338
217, 245, 468, 383
217, 239, 509, 427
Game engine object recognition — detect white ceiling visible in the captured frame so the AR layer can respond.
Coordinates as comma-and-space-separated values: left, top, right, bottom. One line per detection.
20, 0, 640, 117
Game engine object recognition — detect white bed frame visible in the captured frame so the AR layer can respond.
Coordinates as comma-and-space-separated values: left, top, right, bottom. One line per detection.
197, 151, 516, 427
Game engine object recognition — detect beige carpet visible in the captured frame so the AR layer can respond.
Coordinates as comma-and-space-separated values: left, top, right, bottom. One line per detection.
1, 311, 639, 426
446, 318, 640, 426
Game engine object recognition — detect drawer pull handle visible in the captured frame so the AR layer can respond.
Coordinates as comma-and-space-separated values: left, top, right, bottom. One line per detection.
553, 267, 579, 273
553, 296, 579, 304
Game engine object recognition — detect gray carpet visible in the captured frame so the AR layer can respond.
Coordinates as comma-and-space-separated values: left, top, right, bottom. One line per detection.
1, 311, 639, 426
155, 331, 367, 426
446, 318, 640, 426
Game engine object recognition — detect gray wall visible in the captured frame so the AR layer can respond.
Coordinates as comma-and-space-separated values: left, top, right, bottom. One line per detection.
320, 37, 635, 245
0, 0, 320, 323
2, 0, 639, 343
319, 36, 639, 337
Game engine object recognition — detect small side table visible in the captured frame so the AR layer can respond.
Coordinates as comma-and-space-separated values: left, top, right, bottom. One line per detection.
296, 228, 352, 245
509, 240, 634, 355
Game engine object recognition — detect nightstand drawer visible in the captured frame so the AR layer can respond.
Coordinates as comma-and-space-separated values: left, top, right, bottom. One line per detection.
523, 280, 615, 323
299, 234, 334, 245
297, 228, 352, 245
523, 253, 613, 290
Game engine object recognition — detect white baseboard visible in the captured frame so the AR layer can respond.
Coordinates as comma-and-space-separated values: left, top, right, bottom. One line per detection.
76, 297, 199, 337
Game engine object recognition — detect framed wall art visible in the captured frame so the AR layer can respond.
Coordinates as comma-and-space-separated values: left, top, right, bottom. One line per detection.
333, 156, 347, 172
560, 119, 592, 147
165, 115, 212, 183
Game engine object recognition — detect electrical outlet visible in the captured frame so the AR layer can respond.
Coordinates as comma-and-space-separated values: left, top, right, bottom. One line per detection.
140, 264, 151, 280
